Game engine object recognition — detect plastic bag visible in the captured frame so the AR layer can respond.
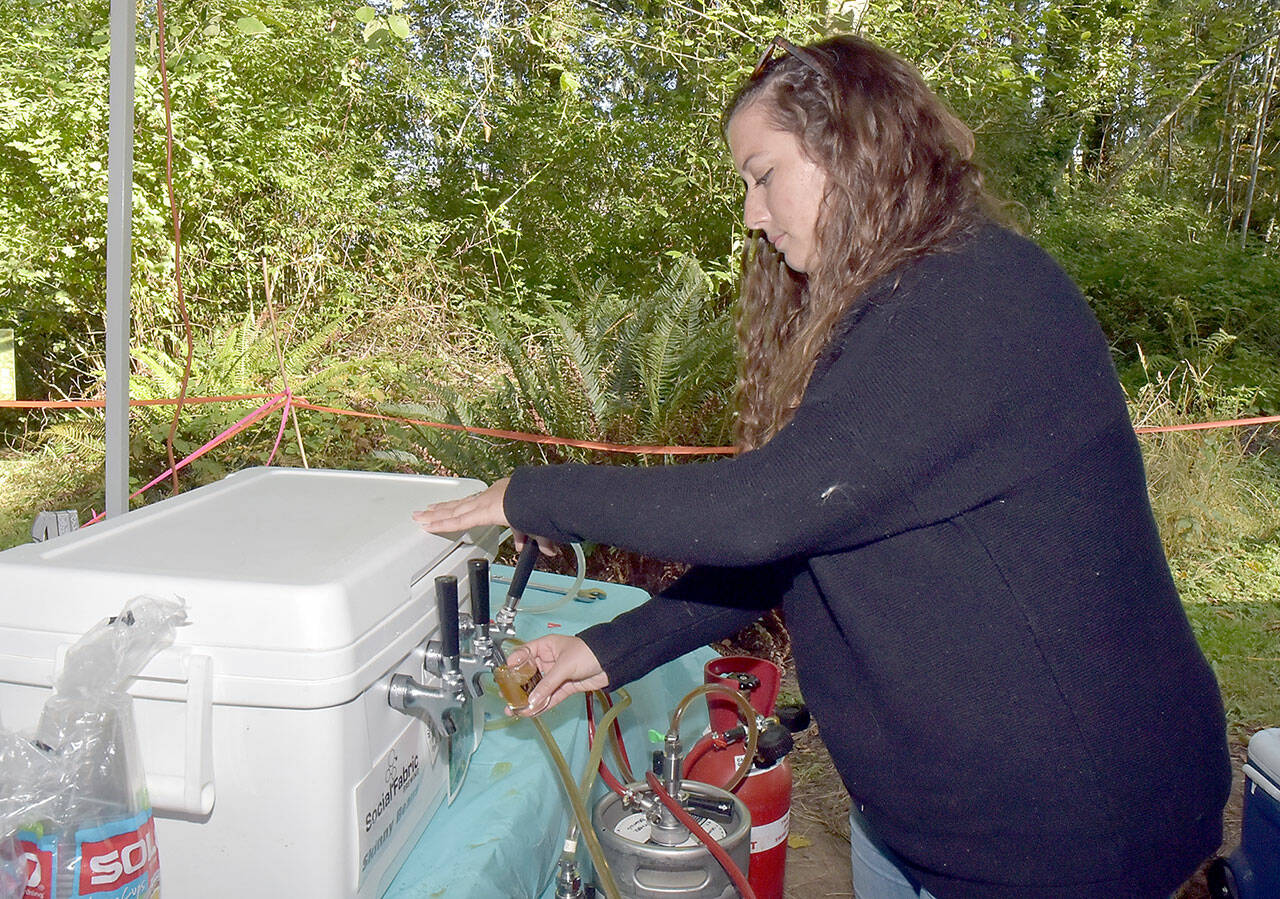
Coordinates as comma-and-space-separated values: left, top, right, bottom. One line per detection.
0, 596, 187, 899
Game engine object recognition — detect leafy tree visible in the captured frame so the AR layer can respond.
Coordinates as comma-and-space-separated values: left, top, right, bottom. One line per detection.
0, 0, 459, 404
3, 0, 1280, 434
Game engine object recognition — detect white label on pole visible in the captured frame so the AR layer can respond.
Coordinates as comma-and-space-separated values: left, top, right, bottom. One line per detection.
355, 725, 427, 888
612, 811, 728, 848
750, 809, 790, 853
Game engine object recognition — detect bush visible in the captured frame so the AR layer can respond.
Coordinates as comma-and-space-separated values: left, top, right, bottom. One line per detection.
1035, 190, 1280, 412
1129, 355, 1280, 557
390, 256, 736, 480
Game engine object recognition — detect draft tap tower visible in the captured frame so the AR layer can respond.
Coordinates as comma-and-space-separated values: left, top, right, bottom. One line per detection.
456, 558, 503, 694
388, 576, 472, 747
493, 541, 540, 639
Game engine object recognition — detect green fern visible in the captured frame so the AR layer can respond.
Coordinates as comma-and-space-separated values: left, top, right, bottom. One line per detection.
41, 417, 106, 458
394, 255, 735, 478
129, 312, 352, 410
113, 308, 388, 486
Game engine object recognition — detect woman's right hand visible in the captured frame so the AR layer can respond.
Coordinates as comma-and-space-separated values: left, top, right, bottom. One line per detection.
506, 635, 609, 716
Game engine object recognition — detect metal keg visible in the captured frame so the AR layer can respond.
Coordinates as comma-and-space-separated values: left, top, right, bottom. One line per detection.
593, 780, 751, 899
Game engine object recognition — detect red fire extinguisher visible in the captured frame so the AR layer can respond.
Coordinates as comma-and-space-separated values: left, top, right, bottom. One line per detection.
683, 656, 810, 899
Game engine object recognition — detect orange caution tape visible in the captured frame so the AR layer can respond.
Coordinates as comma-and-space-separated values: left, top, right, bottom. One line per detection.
6, 394, 1279, 451
289, 399, 737, 456
1134, 414, 1280, 434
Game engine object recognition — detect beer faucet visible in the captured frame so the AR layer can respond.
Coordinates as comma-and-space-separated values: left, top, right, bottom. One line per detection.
388, 575, 471, 743
492, 540, 540, 640
456, 558, 503, 691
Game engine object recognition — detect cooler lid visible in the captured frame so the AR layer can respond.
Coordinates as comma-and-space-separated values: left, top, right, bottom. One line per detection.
1248, 728, 1280, 783
0, 467, 491, 657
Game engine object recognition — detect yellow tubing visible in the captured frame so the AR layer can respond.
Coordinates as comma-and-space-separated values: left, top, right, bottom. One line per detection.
579, 689, 631, 796
480, 633, 629, 895
599, 692, 636, 783
532, 714, 623, 899
554, 690, 631, 893
669, 683, 759, 793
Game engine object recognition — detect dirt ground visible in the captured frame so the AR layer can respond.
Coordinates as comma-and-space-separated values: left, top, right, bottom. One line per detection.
779, 700, 1247, 899
783, 722, 855, 898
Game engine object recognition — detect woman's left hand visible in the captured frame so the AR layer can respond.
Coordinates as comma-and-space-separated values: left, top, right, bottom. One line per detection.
413, 477, 511, 533
412, 477, 559, 555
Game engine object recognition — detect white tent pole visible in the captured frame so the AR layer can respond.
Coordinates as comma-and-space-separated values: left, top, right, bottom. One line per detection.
104, 0, 136, 518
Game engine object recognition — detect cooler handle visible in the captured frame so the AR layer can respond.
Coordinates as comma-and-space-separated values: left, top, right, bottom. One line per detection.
146, 652, 216, 816
1243, 763, 1280, 804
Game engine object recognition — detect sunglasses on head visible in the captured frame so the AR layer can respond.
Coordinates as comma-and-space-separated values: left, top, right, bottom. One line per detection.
751, 35, 825, 80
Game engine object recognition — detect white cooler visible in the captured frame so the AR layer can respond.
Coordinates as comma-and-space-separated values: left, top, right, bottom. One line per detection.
0, 467, 499, 898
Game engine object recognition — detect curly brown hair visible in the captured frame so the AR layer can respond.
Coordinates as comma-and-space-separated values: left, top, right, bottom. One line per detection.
727, 35, 997, 450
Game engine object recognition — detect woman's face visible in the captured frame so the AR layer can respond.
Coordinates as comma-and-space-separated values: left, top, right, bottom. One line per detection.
727, 99, 828, 275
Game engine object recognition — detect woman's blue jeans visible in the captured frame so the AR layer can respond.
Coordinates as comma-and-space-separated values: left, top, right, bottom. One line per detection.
849, 806, 939, 899
848, 806, 1182, 898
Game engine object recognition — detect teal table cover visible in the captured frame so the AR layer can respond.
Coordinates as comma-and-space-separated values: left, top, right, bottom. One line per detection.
383, 566, 715, 899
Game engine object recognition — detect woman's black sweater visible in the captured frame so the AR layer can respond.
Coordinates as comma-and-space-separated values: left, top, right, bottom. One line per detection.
504, 225, 1231, 898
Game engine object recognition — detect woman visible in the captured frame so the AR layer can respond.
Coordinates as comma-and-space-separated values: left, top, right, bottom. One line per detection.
413, 35, 1230, 898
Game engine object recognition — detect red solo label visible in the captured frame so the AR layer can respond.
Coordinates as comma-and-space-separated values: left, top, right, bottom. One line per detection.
15, 831, 55, 899
74, 811, 160, 898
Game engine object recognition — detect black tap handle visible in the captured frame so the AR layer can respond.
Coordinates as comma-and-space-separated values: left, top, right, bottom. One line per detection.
506, 540, 540, 607
436, 575, 460, 658
468, 558, 491, 626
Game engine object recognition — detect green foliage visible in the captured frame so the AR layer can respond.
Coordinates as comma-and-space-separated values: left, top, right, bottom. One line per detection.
390, 256, 735, 479
6, 0, 1278, 431
1035, 188, 1280, 409
0, 0, 458, 406
1184, 594, 1280, 736
0, 426, 107, 549
402, 0, 823, 317
119, 307, 399, 487
1130, 351, 1280, 556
